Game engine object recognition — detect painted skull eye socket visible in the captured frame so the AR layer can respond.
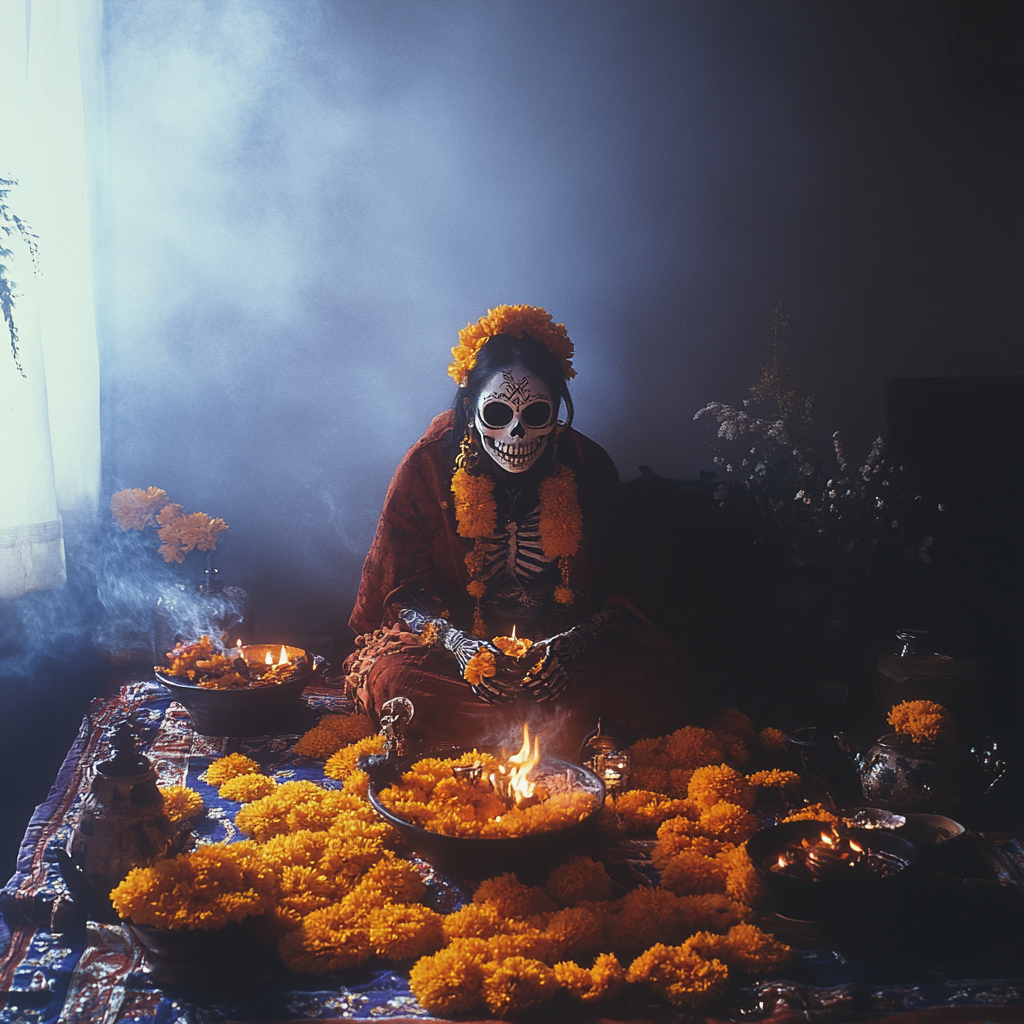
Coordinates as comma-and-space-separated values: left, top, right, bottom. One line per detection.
521, 400, 553, 428
481, 401, 514, 428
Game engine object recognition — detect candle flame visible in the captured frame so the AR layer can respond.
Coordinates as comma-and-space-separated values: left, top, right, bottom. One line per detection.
265, 651, 273, 665
849, 839, 863, 853
820, 830, 834, 845
511, 624, 517, 640
277, 645, 288, 666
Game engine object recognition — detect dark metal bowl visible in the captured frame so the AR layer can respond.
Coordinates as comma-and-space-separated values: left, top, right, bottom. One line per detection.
747, 819, 920, 920
365, 748, 606, 880
156, 645, 324, 737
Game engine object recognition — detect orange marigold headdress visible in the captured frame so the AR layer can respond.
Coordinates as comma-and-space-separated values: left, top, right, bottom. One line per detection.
448, 304, 575, 387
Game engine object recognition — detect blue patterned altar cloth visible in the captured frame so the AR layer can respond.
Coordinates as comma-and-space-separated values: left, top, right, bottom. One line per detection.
0, 683, 1021, 1023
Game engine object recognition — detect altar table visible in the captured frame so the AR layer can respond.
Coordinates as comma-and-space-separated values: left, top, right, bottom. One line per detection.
1, 682, 1022, 1024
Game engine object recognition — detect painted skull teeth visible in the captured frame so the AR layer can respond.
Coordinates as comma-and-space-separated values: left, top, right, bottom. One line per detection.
485, 436, 546, 469
475, 363, 557, 474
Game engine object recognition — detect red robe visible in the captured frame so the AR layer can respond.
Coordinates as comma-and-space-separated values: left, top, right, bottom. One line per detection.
347, 410, 690, 757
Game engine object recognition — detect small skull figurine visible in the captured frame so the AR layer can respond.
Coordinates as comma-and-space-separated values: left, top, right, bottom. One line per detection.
474, 363, 557, 473
378, 697, 415, 758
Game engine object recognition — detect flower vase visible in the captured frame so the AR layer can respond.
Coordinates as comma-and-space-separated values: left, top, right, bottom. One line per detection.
154, 568, 254, 665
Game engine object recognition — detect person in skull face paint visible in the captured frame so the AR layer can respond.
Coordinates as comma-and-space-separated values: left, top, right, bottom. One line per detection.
345, 305, 689, 757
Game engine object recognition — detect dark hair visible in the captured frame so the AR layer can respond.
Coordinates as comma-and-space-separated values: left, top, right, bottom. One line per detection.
449, 334, 574, 466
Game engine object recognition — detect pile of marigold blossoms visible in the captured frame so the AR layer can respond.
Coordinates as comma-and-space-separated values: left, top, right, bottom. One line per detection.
109, 843, 277, 930
888, 699, 957, 746
376, 750, 597, 838
114, 709, 808, 1016
110, 487, 228, 563
407, 861, 791, 1017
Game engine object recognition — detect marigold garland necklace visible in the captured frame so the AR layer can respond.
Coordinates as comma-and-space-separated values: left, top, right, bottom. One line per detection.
451, 426, 582, 636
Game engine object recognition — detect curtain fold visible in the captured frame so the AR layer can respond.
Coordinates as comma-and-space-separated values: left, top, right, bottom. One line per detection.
0, 0, 102, 599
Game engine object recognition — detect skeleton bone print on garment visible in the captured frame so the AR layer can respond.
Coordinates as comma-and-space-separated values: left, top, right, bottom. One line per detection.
474, 364, 556, 473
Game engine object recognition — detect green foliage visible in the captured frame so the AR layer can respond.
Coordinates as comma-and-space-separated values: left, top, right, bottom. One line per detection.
0, 176, 37, 378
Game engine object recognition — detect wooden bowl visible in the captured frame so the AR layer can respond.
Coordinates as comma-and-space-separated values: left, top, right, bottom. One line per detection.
156, 645, 324, 736
365, 748, 606, 880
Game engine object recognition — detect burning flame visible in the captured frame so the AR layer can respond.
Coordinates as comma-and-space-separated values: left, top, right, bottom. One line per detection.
849, 839, 863, 853
487, 723, 543, 809
506, 723, 541, 804
277, 645, 288, 666
265, 651, 273, 665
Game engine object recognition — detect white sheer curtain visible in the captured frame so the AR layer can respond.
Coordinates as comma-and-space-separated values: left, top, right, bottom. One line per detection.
0, 0, 101, 598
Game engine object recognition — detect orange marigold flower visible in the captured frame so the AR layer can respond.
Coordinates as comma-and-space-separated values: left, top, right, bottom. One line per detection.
294, 713, 373, 759
758, 726, 788, 754
449, 304, 575, 387
538, 465, 582, 558
544, 855, 612, 907
687, 765, 755, 812
342, 768, 371, 799
475, 872, 555, 919
542, 904, 606, 963
110, 487, 168, 530
323, 734, 386, 782
493, 633, 533, 658
466, 579, 488, 599
677, 893, 752, 934
659, 850, 728, 897
451, 467, 497, 538
482, 955, 559, 1018
555, 952, 626, 1003
368, 903, 445, 961
782, 803, 839, 824
747, 768, 800, 789
697, 802, 760, 843
717, 845, 764, 908
487, 929, 558, 966
235, 780, 360, 841
681, 929, 730, 962
204, 753, 261, 786
663, 726, 730, 771
627, 943, 729, 1009
110, 843, 277, 930
554, 585, 575, 605
718, 922, 792, 972
408, 938, 491, 1016
888, 699, 957, 746
653, 816, 734, 871
158, 785, 204, 823
611, 790, 691, 834
277, 903, 372, 974
611, 887, 691, 955
443, 902, 509, 940
218, 774, 277, 803
463, 649, 496, 687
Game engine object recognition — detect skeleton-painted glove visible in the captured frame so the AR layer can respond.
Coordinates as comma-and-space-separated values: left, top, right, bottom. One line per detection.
522, 605, 621, 702
398, 606, 519, 704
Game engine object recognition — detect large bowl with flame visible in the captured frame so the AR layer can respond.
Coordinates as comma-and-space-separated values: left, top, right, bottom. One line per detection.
156, 644, 324, 737
364, 743, 606, 880
747, 819, 920, 920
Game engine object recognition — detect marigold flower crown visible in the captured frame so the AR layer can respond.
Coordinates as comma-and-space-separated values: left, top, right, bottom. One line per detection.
448, 304, 575, 387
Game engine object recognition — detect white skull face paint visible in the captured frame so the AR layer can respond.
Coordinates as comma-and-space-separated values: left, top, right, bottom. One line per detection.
474, 363, 556, 473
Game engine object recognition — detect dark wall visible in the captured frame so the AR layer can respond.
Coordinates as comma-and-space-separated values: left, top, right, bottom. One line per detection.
95, 0, 1024, 641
